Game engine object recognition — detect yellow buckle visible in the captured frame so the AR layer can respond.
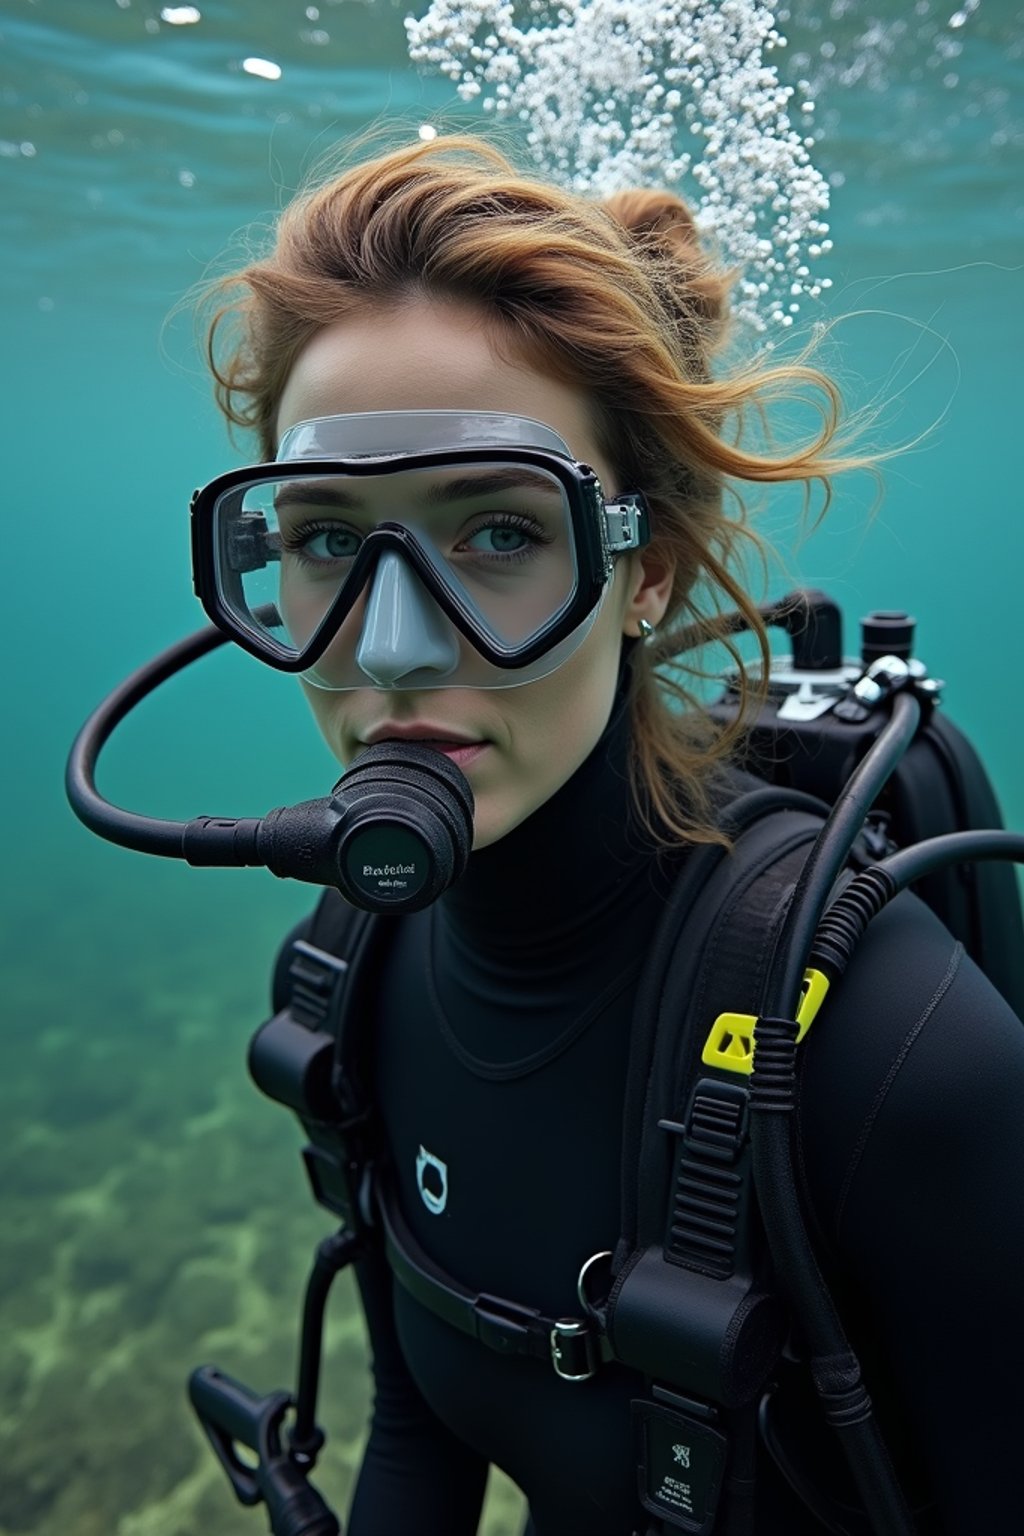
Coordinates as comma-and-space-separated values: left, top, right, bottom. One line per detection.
700, 968, 830, 1076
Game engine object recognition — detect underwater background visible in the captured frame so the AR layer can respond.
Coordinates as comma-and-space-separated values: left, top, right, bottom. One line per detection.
2, 1, 1021, 1532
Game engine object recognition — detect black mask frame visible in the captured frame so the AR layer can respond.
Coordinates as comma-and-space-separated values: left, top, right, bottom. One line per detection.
190, 445, 651, 677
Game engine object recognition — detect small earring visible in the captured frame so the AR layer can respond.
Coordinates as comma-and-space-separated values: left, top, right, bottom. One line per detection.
637, 618, 656, 643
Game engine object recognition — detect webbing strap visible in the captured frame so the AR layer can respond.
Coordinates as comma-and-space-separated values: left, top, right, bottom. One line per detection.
307, 886, 374, 964
626, 800, 831, 1256
614, 798, 837, 1536
376, 1174, 613, 1382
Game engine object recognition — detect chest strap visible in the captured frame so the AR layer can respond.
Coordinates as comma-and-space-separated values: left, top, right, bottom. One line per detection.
376, 1173, 614, 1383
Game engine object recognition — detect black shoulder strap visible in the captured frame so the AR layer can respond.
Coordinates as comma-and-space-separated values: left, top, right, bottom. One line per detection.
254, 889, 382, 1229
306, 884, 373, 959
608, 789, 850, 1535
620, 787, 832, 1253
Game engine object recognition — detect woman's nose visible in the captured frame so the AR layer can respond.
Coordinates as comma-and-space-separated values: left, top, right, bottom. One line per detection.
354, 551, 462, 686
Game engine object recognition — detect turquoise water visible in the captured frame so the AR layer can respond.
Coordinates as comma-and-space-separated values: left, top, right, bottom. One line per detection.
2, 2, 1022, 1532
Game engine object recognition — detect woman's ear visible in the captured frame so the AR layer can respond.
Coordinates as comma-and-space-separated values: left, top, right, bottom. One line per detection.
622, 547, 676, 639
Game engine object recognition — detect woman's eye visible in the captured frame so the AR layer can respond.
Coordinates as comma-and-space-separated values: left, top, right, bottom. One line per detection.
464, 524, 532, 555
312, 527, 360, 559
287, 524, 361, 561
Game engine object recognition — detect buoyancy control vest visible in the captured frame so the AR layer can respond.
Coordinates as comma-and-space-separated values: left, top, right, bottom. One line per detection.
157, 593, 1024, 1535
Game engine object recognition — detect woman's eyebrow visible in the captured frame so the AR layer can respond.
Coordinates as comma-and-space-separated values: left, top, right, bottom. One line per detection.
272, 467, 562, 515
424, 469, 563, 505
274, 482, 362, 512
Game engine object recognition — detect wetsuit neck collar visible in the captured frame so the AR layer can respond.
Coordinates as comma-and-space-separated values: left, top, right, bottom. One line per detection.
437, 664, 667, 963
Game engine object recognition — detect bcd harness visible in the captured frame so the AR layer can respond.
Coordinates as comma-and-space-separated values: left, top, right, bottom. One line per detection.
67, 588, 1024, 1534
227, 785, 876, 1536
173, 607, 1024, 1536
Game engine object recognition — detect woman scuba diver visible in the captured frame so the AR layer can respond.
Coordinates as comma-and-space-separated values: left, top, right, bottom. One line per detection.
69, 134, 1024, 1535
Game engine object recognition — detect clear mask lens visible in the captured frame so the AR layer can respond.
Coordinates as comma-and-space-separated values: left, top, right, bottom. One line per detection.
213, 462, 583, 688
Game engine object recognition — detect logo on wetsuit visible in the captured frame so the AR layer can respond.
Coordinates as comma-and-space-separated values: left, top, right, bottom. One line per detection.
416, 1145, 448, 1215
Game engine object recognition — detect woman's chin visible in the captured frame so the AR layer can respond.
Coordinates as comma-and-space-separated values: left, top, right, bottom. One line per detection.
470, 799, 528, 853
470, 811, 508, 853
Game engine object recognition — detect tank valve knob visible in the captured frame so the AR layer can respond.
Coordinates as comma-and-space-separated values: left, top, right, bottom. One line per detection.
861, 610, 916, 665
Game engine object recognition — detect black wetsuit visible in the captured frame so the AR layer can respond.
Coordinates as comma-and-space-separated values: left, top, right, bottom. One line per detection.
288, 697, 1024, 1536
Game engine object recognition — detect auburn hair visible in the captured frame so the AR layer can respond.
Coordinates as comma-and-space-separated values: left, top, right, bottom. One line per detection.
203, 134, 857, 846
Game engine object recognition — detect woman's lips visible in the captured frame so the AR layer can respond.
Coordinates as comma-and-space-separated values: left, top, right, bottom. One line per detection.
390, 738, 489, 767
429, 741, 489, 767
361, 733, 489, 768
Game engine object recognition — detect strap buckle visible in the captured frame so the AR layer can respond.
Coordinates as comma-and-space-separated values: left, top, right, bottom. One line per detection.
604, 493, 650, 553
550, 1319, 597, 1382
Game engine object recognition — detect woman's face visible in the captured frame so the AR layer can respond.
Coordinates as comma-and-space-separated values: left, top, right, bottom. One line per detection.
276, 299, 671, 849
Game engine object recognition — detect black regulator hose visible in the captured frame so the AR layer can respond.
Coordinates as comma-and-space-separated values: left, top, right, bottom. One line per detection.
65, 625, 474, 913
880, 829, 1024, 891
765, 687, 922, 1017
66, 623, 229, 856
750, 688, 923, 1536
811, 832, 1024, 981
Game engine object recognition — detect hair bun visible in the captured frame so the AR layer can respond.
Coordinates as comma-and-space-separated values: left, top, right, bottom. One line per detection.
601, 189, 729, 325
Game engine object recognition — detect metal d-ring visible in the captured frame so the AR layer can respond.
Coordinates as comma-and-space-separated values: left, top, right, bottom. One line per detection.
577, 1250, 613, 1317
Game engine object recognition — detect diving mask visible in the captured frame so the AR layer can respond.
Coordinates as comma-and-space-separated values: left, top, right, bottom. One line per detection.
190, 411, 651, 690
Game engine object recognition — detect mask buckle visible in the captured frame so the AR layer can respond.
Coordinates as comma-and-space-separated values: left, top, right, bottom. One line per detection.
604, 493, 651, 553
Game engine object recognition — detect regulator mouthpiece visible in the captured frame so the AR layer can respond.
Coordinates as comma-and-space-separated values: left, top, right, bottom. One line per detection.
252, 742, 474, 912
327, 741, 474, 912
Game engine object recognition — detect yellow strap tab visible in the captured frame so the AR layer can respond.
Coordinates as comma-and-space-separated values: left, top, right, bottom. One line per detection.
700, 968, 831, 1076
794, 968, 829, 1043
700, 1014, 757, 1074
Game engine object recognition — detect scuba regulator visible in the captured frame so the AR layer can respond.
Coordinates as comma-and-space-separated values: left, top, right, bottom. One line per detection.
66, 590, 1024, 1536
65, 622, 475, 917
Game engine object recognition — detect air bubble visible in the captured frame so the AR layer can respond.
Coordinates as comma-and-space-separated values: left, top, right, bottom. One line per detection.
242, 57, 282, 80
401, 0, 833, 330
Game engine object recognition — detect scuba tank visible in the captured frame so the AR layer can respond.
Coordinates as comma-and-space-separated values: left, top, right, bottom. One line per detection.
705, 591, 1023, 1014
